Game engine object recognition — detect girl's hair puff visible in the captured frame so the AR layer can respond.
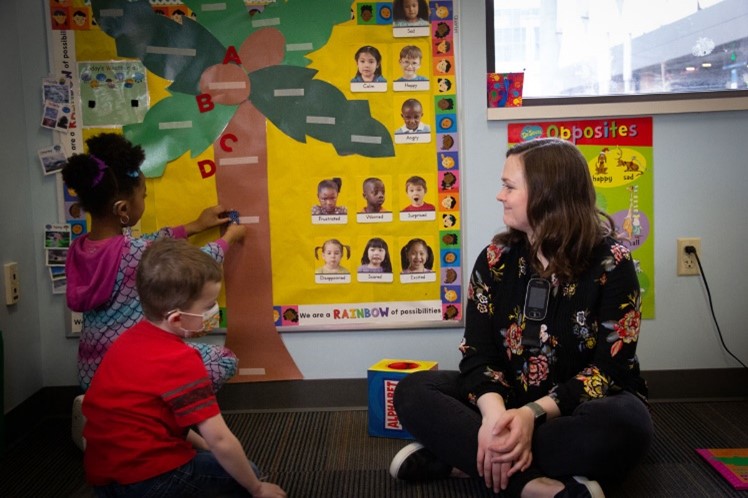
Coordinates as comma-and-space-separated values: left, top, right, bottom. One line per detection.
61, 133, 144, 217
317, 177, 342, 194
315, 239, 351, 260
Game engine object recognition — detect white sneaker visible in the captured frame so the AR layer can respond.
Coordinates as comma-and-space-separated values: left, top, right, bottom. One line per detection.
575, 476, 604, 497
71, 394, 87, 451
389, 442, 452, 481
555, 476, 605, 498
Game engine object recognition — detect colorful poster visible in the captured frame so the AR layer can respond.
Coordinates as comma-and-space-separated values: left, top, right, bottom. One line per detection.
77, 61, 149, 127
508, 117, 655, 318
487, 72, 524, 108
269, 0, 461, 330
47, 0, 463, 381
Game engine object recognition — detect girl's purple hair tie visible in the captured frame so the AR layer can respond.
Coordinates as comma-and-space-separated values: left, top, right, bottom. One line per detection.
90, 154, 108, 187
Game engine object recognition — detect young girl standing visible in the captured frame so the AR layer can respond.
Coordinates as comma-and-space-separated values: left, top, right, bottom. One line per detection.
63, 133, 246, 392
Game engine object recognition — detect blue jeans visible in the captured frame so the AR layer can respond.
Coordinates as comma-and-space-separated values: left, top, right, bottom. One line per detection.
393, 370, 653, 496
94, 450, 263, 498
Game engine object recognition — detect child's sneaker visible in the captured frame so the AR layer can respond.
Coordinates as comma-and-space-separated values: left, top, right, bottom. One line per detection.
554, 476, 605, 498
389, 442, 452, 481
71, 394, 87, 451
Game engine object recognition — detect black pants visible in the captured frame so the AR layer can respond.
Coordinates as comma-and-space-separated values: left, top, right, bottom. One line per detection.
394, 370, 653, 497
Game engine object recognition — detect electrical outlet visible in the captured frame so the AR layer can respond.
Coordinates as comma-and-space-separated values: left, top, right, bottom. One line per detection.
677, 238, 701, 276
4, 262, 20, 305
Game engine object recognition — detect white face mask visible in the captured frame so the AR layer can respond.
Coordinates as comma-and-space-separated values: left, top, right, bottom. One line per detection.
177, 303, 220, 338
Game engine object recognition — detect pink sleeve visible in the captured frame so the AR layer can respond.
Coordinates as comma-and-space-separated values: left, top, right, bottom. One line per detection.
214, 238, 229, 253
171, 225, 188, 239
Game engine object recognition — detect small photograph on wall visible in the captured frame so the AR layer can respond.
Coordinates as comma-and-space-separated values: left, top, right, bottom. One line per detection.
392, 0, 430, 37
78, 60, 149, 127
351, 45, 388, 92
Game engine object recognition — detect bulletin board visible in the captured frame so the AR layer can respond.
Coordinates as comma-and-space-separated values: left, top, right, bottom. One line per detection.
46, 0, 463, 381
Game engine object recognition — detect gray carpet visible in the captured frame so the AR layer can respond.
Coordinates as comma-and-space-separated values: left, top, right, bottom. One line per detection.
0, 400, 746, 497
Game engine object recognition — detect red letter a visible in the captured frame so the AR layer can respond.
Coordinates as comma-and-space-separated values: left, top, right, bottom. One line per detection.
223, 46, 242, 65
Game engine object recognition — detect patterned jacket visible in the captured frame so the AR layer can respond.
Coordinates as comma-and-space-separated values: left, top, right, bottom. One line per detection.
458, 238, 648, 415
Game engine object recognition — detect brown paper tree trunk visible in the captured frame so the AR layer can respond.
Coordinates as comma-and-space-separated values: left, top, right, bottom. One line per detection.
214, 101, 302, 382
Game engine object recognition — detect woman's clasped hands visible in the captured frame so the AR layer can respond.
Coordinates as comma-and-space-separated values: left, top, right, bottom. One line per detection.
478, 407, 536, 493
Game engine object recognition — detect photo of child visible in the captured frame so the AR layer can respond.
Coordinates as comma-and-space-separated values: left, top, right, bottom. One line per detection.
38, 144, 68, 176
360, 177, 387, 213
357, 237, 392, 274
400, 238, 434, 273
393, 0, 429, 27
351, 45, 386, 83
312, 177, 347, 216
394, 99, 430, 135
315, 239, 351, 275
44, 224, 71, 249
401, 176, 435, 212
395, 46, 428, 82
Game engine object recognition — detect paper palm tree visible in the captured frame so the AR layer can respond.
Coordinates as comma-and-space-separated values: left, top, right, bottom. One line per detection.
91, 0, 394, 380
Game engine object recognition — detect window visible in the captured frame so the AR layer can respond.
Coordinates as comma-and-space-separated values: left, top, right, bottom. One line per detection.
486, 0, 748, 119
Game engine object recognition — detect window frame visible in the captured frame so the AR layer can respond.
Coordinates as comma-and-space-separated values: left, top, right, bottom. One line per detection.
485, 0, 748, 120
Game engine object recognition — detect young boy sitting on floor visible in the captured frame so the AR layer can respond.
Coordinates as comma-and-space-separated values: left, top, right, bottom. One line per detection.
82, 237, 286, 498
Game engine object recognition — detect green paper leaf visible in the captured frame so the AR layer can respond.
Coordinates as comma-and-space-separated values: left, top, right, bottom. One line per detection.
123, 93, 236, 178
181, 0, 253, 50
249, 66, 393, 157
249, 0, 354, 67
91, 0, 227, 95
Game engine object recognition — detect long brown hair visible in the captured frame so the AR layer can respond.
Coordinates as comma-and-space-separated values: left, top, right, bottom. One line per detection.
493, 138, 615, 281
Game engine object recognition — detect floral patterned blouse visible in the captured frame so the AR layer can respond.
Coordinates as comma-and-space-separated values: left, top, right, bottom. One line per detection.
458, 238, 648, 415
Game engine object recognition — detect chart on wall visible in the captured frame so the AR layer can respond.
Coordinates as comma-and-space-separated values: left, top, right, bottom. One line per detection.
508, 117, 655, 319
46, 0, 463, 380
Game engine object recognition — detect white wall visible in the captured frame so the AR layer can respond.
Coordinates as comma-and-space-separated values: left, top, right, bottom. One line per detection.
1, 0, 746, 412
0, 0, 48, 413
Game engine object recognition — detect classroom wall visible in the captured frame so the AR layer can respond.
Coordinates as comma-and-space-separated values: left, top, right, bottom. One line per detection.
1, 0, 50, 413
1, 0, 746, 413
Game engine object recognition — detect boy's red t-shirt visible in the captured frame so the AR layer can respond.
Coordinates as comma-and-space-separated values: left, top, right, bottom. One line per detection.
82, 320, 220, 486
402, 202, 436, 212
